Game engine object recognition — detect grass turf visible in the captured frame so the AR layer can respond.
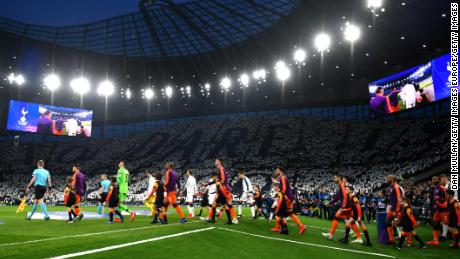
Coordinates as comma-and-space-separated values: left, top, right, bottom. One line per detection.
0, 206, 454, 258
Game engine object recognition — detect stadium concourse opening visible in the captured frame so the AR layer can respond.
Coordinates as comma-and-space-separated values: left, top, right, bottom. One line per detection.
0, 0, 457, 258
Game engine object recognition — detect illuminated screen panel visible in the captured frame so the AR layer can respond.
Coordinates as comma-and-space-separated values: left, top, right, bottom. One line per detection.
368, 53, 454, 117
6, 100, 93, 137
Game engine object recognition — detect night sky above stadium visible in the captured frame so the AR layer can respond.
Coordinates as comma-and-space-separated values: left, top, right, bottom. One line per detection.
0, 0, 196, 26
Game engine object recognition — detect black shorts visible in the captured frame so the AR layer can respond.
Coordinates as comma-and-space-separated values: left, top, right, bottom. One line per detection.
255, 200, 263, 208
66, 195, 76, 208
276, 208, 288, 218
216, 194, 228, 206
34, 186, 46, 200
201, 197, 209, 207
109, 198, 120, 208
402, 223, 414, 232
99, 192, 108, 203
155, 198, 165, 208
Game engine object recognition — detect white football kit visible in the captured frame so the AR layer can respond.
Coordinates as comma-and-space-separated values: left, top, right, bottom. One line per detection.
185, 175, 197, 203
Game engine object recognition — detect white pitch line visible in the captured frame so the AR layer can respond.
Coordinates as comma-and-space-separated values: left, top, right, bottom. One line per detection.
48, 227, 215, 259
0, 220, 199, 247
305, 225, 344, 233
218, 228, 395, 258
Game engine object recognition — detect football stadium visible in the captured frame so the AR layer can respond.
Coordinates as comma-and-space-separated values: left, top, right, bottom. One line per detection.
0, 0, 458, 258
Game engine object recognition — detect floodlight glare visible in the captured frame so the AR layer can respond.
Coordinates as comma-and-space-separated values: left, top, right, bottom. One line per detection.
97, 80, 115, 97
344, 23, 361, 42
126, 88, 132, 99
367, 0, 383, 9
314, 33, 331, 52
70, 77, 90, 95
239, 73, 250, 87
15, 74, 25, 85
44, 74, 61, 91
252, 69, 266, 80
204, 83, 211, 91
144, 88, 154, 99
7, 73, 26, 86
165, 86, 173, 98
275, 61, 291, 82
293, 49, 306, 63
220, 77, 232, 91
7, 73, 16, 84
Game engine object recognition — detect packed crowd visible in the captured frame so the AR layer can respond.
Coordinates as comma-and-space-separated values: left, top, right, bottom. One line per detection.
0, 116, 449, 218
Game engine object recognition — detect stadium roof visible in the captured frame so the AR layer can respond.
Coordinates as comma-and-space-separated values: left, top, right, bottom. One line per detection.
0, 0, 301, 58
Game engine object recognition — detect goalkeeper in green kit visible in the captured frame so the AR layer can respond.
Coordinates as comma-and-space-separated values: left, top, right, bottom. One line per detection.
117, 161, 136, 221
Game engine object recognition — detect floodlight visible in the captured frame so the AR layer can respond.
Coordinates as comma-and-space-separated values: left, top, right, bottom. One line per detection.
165, 86, 173, 98
293, 49, 307, 63
44, 74, 61, 91
220, 77, 232, 91
70, 77, 90, 95
97, 80, 114, 96
145, 88, 154, 99
314, 33, 331, 52
344, 23, 361, 42
239, 73, 250, 87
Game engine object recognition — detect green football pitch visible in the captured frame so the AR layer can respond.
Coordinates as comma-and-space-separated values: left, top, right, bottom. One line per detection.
0, 206, 454, 258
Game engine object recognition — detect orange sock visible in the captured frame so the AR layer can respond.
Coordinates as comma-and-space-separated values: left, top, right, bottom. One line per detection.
174, 205, 185, 219
276, 218, 281, 228
75, 207, 80, 215
290, 214, 303, 228
351, 223, 361, 238
229, 207, 236, 219
433, 230, 439, 241
208, 207, 215, 220
330, 219, 339, 236
407, 232, 413, 245
387, 227, 394, 241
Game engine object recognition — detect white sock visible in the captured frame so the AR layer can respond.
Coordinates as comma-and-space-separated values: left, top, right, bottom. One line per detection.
238, 205, 243, 216
442, 224, 448, 237
269, 212, 274, 220
188, 206, 194, 216
250, 206, 255, 217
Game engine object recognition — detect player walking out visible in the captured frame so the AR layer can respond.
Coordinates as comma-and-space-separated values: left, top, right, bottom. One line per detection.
106, 176, 125, 224
397, 197, 426, 250
97, 174, 110, 215
117, 161, 136, 221
71, 164, 86, 222
322, 175, 352, 240
238, 170, 255, 218
253, 185, 267, 219
64, 176, 77, 222
204, 173, 237, 224
185, 170, 198, 218
164, 162, 187, 224
26, 160, 52, 221
145, 170, 157, 219
146, 172, 167, 224
348, 187, 371, 246
274, 166, 306, 235
215, 159, 238, 223
198, 184, 210, 217
427, 176, 449, 245
273, 183, 289, 235
385, 175, 402, 245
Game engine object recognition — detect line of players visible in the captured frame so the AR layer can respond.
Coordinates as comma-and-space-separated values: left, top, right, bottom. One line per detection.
140, 161, 307, 235
25, 159, 460, 249
322, 175, 460, 250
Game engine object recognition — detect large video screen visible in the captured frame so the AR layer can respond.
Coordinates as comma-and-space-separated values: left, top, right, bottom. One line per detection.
368, 53, 454, 117
6, 100, 93, 137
